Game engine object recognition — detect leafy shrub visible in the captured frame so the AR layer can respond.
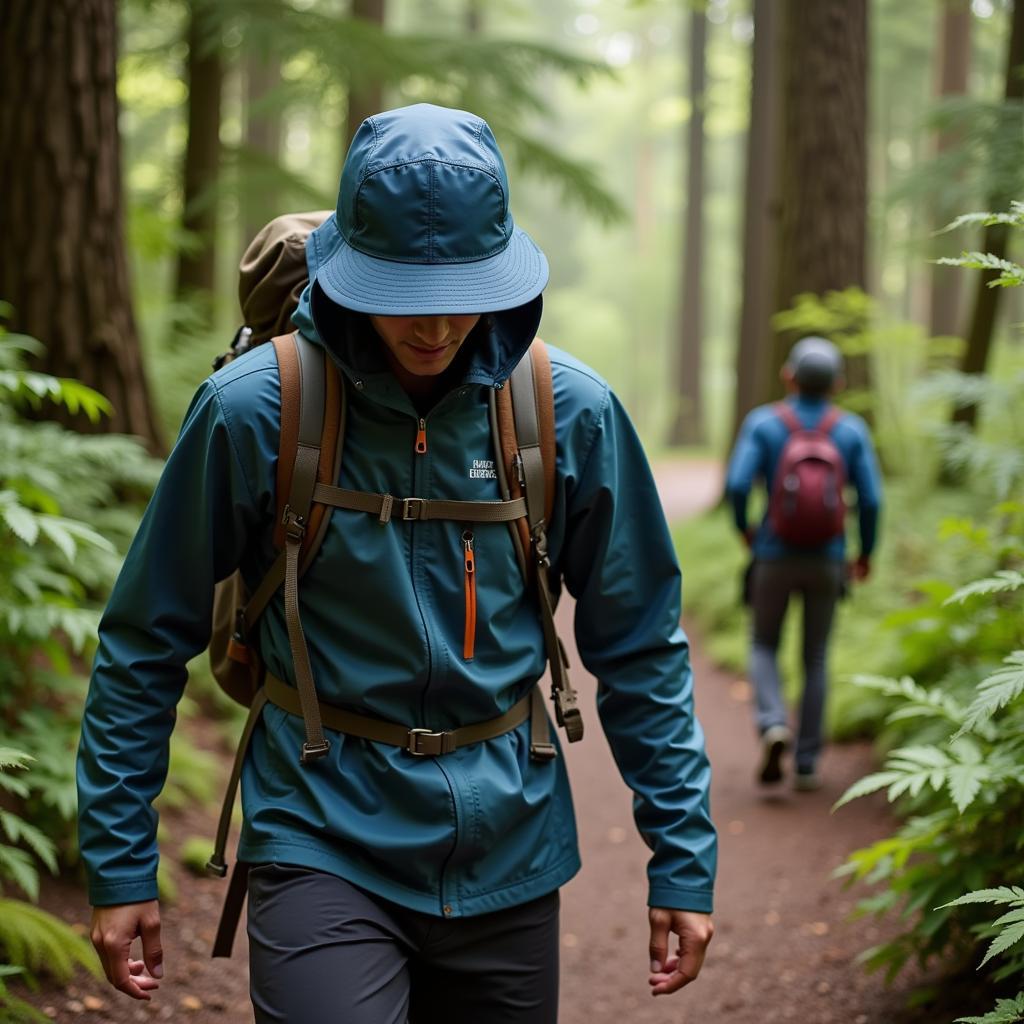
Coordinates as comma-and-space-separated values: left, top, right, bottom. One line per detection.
836, 209, 1024, 1021
0, 747, 99, 1018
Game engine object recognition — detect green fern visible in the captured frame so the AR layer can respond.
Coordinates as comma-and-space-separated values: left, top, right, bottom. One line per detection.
956, 994, 1024, 1024
0, 967, 48, 1024
958, 654, 1024, 737
946, 572, 1024, 605
0, 900, 99, 985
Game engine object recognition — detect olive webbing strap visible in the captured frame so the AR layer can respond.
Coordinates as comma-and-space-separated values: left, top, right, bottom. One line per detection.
509, 349, 583, 744
489, 387, 530, 580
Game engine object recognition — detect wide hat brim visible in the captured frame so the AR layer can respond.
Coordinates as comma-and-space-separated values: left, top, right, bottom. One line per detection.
314, 224, 549, 316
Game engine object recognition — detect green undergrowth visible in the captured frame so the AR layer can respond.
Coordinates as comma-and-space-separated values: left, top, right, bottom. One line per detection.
673, 479, 988, 742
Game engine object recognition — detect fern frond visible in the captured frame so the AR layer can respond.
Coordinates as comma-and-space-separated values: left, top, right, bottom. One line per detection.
0, 899, 100, 984
958, 653, 1024, 736
946, 571, 1024, 605
956, 993, 1024, 1024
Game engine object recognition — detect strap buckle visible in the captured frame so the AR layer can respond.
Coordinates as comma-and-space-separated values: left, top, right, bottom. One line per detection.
406, 728, 455, 756
282, 504, 307, 541
529, 742, 557, 762
300, 739, 331, 764
402, 497, 426, 521
553, 689, 584, 743
205, 854, 228, 879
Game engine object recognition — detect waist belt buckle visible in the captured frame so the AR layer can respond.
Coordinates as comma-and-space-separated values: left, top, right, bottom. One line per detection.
402, 498, 426, 521
406, 728, 455, 756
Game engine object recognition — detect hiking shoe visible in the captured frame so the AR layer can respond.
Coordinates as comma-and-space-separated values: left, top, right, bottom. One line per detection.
793, 768, 822, 792
758, 725, 791, 785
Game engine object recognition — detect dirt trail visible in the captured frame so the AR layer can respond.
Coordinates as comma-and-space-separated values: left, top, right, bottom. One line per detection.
29, 458, 953, 1023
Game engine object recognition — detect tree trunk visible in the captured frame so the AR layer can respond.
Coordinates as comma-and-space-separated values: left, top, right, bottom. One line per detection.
732, 0, 781, 444
953, 0, 1024, 428
773, 0, 869, 396
173, 0, 223, 328
929, 0, 971, 340
242, 47, 284, 246
347, 0, 386, 146
0, 0, 163, 452
467, 0, 482, 34
668, 6, 707, 446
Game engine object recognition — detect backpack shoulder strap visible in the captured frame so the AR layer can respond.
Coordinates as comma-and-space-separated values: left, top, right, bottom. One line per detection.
816, 405, 843, 436
493, 339, 556, 574
774, 401, 801, 434
490, 340, 582, 752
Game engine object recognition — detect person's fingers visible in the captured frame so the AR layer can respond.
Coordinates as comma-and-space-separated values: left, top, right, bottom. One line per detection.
128, 961, 160, 990
649, 913, 714, 996
140, 909, 164, 980
101, 927, 151, 1001
647, 909, 671, 973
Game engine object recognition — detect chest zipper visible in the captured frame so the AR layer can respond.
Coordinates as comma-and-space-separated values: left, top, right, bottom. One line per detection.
415, 418, 428, 454
462, 531, 476, 661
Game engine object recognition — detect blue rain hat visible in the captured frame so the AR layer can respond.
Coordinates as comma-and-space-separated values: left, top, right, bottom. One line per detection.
314, 104, 549, 316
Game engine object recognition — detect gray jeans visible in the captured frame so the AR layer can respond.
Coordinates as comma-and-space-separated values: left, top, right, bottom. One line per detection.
749, 559, 845, 771
247, 862, 560, 1024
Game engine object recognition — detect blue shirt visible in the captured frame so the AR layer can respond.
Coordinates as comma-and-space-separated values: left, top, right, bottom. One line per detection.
725, 396, 882, 561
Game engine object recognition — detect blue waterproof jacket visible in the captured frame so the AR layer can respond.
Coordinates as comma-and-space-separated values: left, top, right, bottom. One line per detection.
76, 221, 717, 919
725, 396, 883, 562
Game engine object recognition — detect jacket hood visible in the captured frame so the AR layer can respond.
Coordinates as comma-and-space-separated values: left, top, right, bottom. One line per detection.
292, 213, 542, 390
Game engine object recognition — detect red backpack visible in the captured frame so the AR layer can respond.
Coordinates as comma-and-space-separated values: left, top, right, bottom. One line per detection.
768, 403, 846, 547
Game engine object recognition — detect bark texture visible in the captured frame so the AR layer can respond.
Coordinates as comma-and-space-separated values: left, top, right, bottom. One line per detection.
773, 0, 869, 394
174, 0, 223, 322
732, 0, 781, 443
954, 0, 1024, 427
929, 0, 971, 340
669, 8, 707, 446
0, 0, 163, 451
242, 49, 284, 246
347, 0, 386, 146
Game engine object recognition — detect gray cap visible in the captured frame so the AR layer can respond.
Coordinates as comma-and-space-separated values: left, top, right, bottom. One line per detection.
785, 336, 844, 394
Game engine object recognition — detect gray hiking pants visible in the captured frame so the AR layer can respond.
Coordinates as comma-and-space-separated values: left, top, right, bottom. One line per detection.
247, 862, 560, 1023
749, 558, 845, 771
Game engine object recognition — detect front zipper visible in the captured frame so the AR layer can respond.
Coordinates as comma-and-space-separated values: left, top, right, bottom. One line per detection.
462, 530, 476, 661
415, 417, 428, 454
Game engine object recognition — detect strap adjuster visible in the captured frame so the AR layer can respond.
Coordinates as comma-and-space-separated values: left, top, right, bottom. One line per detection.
553, 689, 584, 742
282, 504, 307, 541
205, 855, 228, 878
402, 497, 426, 521
529, 742, 557, 762
300, 739, 331, 764
406, 728, 455, 756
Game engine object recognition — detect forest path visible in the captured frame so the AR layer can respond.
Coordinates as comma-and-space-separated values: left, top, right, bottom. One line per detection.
32, 458, 952, 1023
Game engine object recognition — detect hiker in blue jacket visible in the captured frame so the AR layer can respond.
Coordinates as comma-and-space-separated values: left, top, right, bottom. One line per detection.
725, 337, 882, 792
77, 104, 716, 1021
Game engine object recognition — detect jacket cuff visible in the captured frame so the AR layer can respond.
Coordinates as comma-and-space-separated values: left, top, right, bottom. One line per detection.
648, 886, 714, 914
88, 875, 159, 907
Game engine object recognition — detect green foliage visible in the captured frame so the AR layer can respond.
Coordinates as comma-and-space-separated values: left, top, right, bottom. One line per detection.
179, 836, 215, 877
0, 966, 48, 1024
835, 497, 1024, 1009
0, 751, 100, 997
957, 994, 1024, 1024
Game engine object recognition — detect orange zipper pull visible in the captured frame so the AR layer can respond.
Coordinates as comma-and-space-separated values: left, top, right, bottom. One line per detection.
415, 418, 427, 454
463, 531, 476, 661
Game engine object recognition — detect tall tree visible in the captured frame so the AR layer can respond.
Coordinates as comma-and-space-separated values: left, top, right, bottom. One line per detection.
347, 0, 386, 145
173, 0, 223, 328
772, 0, 869, 395
954, 0, 1024, 428
466, 0, 483, 34
929, 0, 972, 340
668, 4, 707, 446
732, 0, 781, 442
0, 0, 163, 451
242, 41, 284, 245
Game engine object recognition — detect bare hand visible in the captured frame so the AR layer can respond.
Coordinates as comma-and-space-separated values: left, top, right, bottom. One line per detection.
850, 555, 871, 582
648, 908, 713, 996
90, 901, 163, 1000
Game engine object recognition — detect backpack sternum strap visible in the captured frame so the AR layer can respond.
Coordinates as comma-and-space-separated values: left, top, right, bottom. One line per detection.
309, 482, 528, 524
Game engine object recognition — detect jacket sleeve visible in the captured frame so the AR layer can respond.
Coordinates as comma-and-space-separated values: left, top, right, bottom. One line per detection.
724, 411, 767, 535
846, 417, 883, 559
560, 388, 717, 913
76, 379, 260, 906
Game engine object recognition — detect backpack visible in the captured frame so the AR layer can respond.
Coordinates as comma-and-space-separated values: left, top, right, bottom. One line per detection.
767, 403, 846, 547
202, 213, 580, 957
